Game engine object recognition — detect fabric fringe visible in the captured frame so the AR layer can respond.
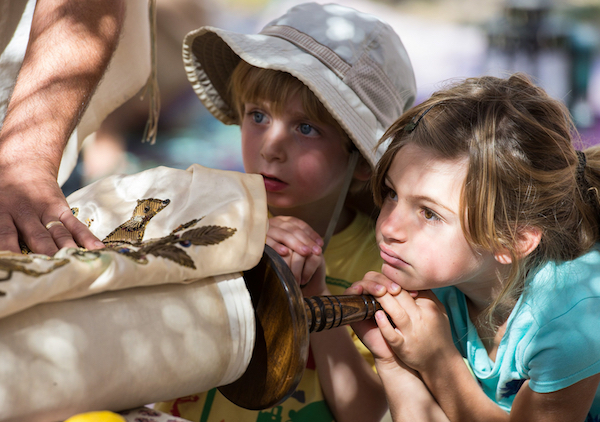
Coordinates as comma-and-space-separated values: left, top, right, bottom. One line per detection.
141, 0, 160, 144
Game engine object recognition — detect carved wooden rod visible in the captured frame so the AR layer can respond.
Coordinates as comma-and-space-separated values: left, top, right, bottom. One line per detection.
304, 294, 383, 333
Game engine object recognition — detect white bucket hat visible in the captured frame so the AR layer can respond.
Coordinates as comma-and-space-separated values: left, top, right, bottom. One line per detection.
182, 2, 416, 168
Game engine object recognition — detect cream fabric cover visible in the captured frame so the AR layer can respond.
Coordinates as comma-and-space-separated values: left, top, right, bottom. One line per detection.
0, 164, 267, 319
0, 164, 266, 421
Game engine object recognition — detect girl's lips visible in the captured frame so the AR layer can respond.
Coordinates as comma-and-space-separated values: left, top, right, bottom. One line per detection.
379, 244, 410, 268
262, 174, 288, 192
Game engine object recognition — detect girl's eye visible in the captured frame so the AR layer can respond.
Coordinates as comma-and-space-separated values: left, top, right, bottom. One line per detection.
383, 186, 397, 202
422, 207, 441, 222
299, 123, 318, 136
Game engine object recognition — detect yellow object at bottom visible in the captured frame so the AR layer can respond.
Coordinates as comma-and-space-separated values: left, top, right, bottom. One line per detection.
64, 411, 126, 422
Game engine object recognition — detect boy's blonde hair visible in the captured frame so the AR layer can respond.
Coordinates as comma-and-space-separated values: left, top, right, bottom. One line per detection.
229, 61, 370, 195
373, 73, 600, 322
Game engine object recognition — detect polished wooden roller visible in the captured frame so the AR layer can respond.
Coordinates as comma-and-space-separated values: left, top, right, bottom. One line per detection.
304, 293, 382, 333
218, 245, 384, 410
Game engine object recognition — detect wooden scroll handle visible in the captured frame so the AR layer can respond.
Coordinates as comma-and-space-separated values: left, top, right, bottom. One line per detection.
304, 294, 383, 333
219, 245, 385, 410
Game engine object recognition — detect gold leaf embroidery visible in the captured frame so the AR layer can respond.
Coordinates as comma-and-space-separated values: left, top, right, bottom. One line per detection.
147, 244, 195, 268
179, 226, 237, 246
0, 255, 70, 296
171, 218, 203, 234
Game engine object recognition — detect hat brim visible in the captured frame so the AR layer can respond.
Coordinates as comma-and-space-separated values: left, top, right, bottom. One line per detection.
183, 26, 385, 167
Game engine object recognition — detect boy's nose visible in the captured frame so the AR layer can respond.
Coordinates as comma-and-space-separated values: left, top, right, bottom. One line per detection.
260, 123, 287, 162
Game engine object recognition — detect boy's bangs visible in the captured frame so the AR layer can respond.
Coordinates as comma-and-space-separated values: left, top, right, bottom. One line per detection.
231, 63, 346, 137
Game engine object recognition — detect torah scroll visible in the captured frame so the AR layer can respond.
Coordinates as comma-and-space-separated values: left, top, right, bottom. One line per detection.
0, 165, 267, 422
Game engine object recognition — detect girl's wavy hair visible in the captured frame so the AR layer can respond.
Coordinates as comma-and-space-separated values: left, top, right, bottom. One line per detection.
373, 73, 600, 321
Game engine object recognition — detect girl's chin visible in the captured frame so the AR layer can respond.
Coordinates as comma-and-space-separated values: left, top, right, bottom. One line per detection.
381, 264, 421, 291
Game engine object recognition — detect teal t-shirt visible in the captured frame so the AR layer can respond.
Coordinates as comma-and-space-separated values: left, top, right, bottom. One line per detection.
434, 245, 600, 417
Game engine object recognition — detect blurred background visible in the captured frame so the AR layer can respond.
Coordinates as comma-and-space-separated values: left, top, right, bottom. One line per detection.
63, 0, 600, 195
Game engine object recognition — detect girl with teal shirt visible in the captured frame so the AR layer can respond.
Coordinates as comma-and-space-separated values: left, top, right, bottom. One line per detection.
348, 73, 600, 421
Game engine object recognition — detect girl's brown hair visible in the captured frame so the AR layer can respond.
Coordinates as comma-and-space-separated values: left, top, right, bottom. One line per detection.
373, 73, 600, 321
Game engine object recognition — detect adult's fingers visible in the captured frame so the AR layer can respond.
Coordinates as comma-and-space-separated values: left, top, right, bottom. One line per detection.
7, 199, 103, 256
13, 206, 61, 256
0, 213, 21, 254
44, 218, 78, 251
60, 210, 104, 250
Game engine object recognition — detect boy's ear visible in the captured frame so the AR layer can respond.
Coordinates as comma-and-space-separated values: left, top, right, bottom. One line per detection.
353, 159, 372, 182
494, 226, 542, 264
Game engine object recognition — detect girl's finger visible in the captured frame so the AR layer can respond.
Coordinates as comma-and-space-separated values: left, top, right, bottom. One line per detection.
393, 289, 420, 317
364, 271, 402, 294
354, 279, 387, 296
375, 309, 405, 350
377, 292, 412, 331
345, 283, 364, 294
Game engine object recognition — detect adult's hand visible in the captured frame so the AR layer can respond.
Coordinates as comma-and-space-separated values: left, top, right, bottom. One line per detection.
0, 162, 105, 255
0, 0, 125, 254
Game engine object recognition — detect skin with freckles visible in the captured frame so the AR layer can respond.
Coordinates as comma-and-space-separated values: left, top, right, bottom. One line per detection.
375, 143, 503, 301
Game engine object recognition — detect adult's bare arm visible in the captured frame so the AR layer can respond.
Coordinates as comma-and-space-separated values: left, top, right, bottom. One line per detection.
0, 0, 125, 255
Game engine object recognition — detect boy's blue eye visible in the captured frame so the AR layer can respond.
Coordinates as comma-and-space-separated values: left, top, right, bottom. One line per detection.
299, 123, 315, 136
252, 112, 265, 123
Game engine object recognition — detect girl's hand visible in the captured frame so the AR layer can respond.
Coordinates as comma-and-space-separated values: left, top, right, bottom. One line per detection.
346, 272, 402, 362
346, 271, 402, 297
375, 289, 458, 373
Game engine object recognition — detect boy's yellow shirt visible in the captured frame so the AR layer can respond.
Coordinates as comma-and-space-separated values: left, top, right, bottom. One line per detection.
154, 211, 382, 422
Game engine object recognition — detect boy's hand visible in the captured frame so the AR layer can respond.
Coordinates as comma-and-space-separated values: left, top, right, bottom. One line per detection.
267, 216, 325, 288
267, 216, 323, 257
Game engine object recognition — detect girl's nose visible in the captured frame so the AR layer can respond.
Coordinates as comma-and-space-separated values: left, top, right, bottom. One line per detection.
260, 122, 287, 162
379, 204, 408, 243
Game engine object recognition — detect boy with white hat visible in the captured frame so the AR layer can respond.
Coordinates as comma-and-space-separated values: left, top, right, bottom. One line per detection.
155, 2, 416, 421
